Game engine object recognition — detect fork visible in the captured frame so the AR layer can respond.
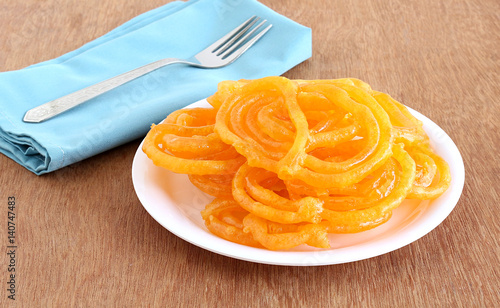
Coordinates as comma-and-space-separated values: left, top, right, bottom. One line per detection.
23, 16, 272, 123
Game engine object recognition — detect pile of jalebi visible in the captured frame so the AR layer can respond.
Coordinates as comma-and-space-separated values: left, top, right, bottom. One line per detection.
142, 76, 451, 250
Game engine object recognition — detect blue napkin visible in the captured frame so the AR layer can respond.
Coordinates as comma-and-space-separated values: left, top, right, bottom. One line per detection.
0, 0, 311, 175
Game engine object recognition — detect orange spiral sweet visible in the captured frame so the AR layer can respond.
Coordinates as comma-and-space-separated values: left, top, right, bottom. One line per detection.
142, 76, 451, 250
142, 107, 245, 175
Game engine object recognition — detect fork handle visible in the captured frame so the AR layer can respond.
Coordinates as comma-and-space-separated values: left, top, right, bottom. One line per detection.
23, 58, 185, 123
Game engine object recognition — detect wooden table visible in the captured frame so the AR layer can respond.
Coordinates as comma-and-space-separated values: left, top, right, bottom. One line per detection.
1, 0, 498, 306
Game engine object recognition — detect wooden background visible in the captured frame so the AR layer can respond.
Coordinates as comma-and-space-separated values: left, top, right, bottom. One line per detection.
1, 0, 498, 306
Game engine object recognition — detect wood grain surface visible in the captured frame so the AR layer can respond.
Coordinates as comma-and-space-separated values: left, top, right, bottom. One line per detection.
1, 0, 499, 306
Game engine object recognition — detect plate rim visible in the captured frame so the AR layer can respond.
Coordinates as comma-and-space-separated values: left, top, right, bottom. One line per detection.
132, 99, 465, 266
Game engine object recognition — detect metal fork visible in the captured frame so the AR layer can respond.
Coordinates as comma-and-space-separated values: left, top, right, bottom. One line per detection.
23, 16, 272, 123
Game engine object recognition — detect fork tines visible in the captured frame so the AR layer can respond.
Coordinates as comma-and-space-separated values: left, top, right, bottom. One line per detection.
210, 16, 272, 60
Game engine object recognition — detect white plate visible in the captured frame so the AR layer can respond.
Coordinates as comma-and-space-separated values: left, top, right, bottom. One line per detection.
132, 100, 465, 266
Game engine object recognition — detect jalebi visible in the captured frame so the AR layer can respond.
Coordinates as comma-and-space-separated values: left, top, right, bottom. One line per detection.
142, 107, 245, 175
142, 76, 452, 250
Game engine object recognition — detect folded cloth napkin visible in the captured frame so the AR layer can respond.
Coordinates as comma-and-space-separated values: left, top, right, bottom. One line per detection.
0, 0, 311, 175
